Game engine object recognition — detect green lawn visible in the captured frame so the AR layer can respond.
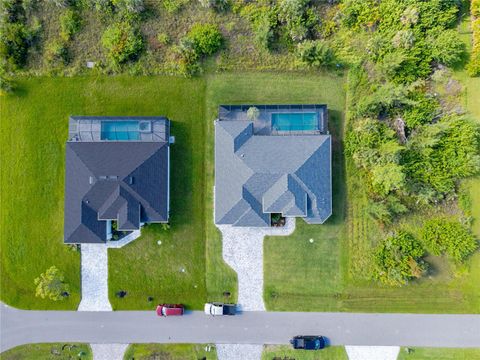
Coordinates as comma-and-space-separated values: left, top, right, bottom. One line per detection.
397, 347, 480, 360
123, 344, 217, 360
0, 343, 92, 360
262, 345, 348, 360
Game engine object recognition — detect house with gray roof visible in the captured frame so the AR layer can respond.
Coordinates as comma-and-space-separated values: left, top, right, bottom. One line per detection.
64, 116, 171, 244
215, 105, 331, 227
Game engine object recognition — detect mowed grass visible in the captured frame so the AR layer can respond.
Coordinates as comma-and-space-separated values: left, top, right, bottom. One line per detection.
123, 344, 217, 360
262, 345, 348, 360
397, 347, 480, 360
0, 343, 92, 360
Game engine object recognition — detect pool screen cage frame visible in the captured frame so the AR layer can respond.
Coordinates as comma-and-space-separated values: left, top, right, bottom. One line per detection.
218, 104, 328, 134
67, 116, 169, 142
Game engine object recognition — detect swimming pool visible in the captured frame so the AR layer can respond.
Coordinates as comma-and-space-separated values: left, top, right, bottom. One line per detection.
271, 112, 318, 131
101, 121, 140, 140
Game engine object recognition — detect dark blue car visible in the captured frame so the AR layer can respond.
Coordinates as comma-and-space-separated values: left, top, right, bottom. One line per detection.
290, 335, 326, 350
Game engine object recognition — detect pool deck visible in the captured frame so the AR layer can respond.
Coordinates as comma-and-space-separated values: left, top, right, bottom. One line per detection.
218, 104, 328, 135
68, 116, 169, 142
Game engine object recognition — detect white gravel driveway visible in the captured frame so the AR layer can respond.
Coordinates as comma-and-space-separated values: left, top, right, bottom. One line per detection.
78, 244, 112, 311
217, 218, 295, 311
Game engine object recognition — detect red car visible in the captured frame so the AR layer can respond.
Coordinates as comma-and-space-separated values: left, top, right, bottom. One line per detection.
156, 304, 184, 316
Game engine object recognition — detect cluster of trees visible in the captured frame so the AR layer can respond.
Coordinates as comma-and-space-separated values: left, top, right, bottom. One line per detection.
239, 0, 335, 68
374, 219, 478, 286
469, 0, 480, 76
0, 0, 41, 70
344, 0, 480, 226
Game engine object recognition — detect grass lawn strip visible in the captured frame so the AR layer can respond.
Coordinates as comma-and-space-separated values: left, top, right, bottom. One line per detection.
123, 343, 217, 360
0, 343, 92, 360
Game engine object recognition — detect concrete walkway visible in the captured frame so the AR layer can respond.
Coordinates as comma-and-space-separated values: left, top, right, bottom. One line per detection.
78, 244, 112, 311
90, 344, 128, 360
217, 218, 295, 311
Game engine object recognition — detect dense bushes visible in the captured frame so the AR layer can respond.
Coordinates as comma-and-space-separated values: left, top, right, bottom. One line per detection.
101, 22, 143, 66
421, 219, 478, 262
0, 22, 30, 69
373, 232, 426, 286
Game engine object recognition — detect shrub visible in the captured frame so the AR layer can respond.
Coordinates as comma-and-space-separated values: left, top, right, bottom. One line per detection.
112, 0, 144, 14
34, 266, 69, 301
472, 0, 480, 18
468, 18, 480, 76
421, 219, 478, 262
187, 23, 223, 56
0, 22, 30, 69
240, 4, 278, 49
101, 22, 144, 65
60, 9, 82, 41
46, 0, 71, 7
199, 0, 228, 11
162, 0, 188, 13
429, 30, 465, 66
373, 231, 426, 286
295, 40, 334, 67
156, 32, 170, 45
45, 39, 69, 65
402, 93, 439, 129
0, 71, 14, 95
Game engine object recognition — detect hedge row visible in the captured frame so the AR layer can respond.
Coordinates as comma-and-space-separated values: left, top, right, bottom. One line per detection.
468, 0, 480, 76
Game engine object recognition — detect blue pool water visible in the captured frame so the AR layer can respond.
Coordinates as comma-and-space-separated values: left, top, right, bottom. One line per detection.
101, 121, 140, 140
271, 112, 318, 131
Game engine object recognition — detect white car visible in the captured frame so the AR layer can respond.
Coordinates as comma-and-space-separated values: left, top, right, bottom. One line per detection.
204, 302, 236, 316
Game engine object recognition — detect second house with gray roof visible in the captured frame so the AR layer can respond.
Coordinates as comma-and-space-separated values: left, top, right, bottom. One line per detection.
214, 105, 332, 227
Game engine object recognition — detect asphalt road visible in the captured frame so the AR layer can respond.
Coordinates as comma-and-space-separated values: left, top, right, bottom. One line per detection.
1, 303, 479, 352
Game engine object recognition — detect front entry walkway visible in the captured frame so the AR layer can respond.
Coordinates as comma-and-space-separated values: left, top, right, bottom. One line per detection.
217, 218, 295, 311
78, 244, 112, 311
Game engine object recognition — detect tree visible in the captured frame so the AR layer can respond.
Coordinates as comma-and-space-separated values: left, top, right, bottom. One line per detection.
101, 22, 143, 66
0, 22, 30, 69
60, 9, 82, 41
421, 219, 478, 262
373, 231, 426, 286
186, 23, 223, 56
247, 106, 260, 121
34, 266, 69, 301
112, 0, 144, 14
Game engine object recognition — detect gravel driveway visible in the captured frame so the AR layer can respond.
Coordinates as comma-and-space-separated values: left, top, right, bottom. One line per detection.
217, 218, 295, 311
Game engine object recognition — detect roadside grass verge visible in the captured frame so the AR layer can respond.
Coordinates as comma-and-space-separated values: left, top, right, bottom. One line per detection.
123, 344, 217, 360
0, 343, 92, 360
262, 345, 348, 360
397, 347, 480, 360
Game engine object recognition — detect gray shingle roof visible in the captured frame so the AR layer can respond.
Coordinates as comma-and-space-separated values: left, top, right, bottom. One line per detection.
215, 110, 331, 227
64, 117, 170, 244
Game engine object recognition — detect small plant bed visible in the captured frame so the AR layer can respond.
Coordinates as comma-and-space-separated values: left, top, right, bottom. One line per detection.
271, 213, 286, 227
110, 221, 130, 241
